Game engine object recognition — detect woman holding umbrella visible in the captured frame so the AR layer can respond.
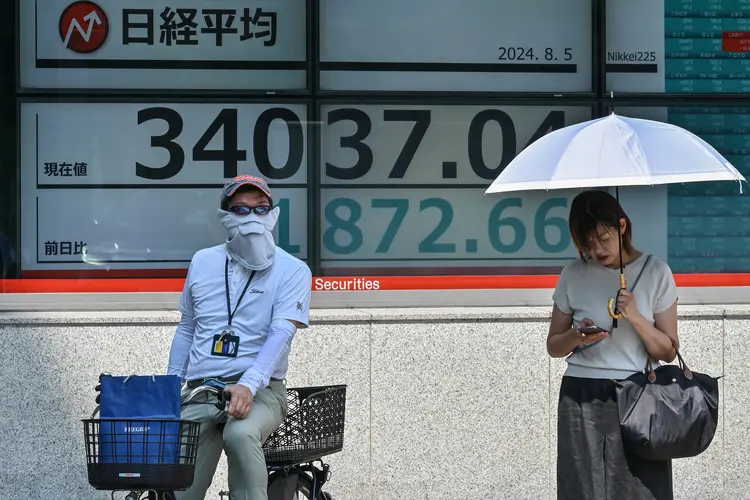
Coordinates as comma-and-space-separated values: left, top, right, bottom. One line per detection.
485, 112, 744, 500
547, 189, 679, 500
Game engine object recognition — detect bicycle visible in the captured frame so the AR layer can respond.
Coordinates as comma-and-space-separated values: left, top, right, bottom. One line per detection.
83, 374, 347, 500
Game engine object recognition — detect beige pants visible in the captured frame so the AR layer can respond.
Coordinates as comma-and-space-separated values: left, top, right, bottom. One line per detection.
176, 380, 288, 500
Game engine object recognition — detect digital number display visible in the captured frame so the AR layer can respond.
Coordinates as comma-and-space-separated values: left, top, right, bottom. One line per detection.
608, 0, 750, 93
319, 104, 593, 274
19, 102, 308, 274
666, 0, 750, 93
667, 107, 750, 271
319, 0, 592, 92
320, 189, 573, 266
617, 105, 750, 272
15, 3, 750, 282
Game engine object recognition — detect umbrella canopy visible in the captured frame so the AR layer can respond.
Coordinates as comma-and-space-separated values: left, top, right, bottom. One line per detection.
485, 112, 746, 195
484, 112, 746, 327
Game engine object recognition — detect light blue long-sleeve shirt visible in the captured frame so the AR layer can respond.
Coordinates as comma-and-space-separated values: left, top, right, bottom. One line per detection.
167, 244, 312, 395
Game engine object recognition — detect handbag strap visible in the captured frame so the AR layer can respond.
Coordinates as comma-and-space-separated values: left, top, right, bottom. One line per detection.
646, 338, 692, 383
611, 254, 651, 331
123, 375, 157, 384
575, 255, 655, 355
628, 254, 652, 294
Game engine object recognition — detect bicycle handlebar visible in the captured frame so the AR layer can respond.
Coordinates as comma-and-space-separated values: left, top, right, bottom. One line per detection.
182, 384, 232, 413
183, 384, 232, 404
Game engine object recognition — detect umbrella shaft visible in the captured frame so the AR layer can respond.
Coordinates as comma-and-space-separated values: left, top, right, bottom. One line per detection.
616, 186, 623, 274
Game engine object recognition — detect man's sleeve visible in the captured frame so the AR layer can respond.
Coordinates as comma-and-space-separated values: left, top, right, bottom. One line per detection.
167, 258, 196, 381
168, 315, 195, 382
177, 258, 195, 317
272, 264, 313, 328
238, 265, 313, 395
238, 318, 297, 395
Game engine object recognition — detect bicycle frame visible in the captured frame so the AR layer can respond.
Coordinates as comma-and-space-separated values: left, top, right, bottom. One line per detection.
266, 460, 332, 499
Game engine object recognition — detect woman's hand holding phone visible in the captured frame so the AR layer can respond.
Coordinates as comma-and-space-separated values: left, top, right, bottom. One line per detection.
575, 318, 609, 344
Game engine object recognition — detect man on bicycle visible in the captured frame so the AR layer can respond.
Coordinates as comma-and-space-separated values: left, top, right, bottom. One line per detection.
168, 175, 312, 500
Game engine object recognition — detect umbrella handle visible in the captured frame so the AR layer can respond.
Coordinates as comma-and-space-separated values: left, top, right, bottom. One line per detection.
608, 298, 624, 319
607, 274, 627, 320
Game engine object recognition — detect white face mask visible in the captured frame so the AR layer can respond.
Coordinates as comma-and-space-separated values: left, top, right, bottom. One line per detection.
217, 206, 280, 271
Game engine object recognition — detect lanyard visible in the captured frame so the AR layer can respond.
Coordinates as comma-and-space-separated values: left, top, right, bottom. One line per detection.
224, 257, 256, 331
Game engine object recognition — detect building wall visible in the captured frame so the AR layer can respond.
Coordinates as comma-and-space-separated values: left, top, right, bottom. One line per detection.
1, 305, 746, 500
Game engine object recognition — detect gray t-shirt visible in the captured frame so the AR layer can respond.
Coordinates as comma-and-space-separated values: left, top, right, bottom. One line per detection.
552, 252, 678, 380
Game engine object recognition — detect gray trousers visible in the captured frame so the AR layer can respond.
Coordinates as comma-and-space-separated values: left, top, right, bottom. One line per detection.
176, 380, 288, 500
556, 376, 673, 500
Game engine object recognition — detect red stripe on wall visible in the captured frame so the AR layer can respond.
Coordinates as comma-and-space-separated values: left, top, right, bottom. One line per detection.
2, 274, 750, 293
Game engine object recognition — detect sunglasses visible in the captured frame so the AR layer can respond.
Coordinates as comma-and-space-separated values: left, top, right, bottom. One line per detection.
228, 205, 272, 216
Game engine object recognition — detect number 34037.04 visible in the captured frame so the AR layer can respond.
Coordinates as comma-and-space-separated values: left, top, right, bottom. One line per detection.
321, 197, 572, 255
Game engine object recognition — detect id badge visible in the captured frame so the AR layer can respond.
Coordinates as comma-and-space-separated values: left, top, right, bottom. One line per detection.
211, 331, 240, 358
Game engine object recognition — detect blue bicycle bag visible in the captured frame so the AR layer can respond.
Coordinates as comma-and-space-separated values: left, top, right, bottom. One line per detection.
98, 374, 182, 465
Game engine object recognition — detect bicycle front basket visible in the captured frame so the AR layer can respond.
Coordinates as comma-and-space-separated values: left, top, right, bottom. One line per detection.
263, 385, 347, 466
82, 418, 200, 491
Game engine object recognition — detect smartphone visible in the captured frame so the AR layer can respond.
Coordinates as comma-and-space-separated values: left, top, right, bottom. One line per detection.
578, 325, 606, 335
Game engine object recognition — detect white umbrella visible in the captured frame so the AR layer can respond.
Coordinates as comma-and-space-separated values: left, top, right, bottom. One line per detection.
486, 112, 745, 194
485, 112, 746, 324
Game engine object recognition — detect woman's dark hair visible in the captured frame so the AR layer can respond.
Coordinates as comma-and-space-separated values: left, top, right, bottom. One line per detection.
568, 189, 633, 259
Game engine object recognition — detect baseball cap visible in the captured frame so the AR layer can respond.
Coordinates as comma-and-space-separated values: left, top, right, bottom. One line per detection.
220, 175, 273, 210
